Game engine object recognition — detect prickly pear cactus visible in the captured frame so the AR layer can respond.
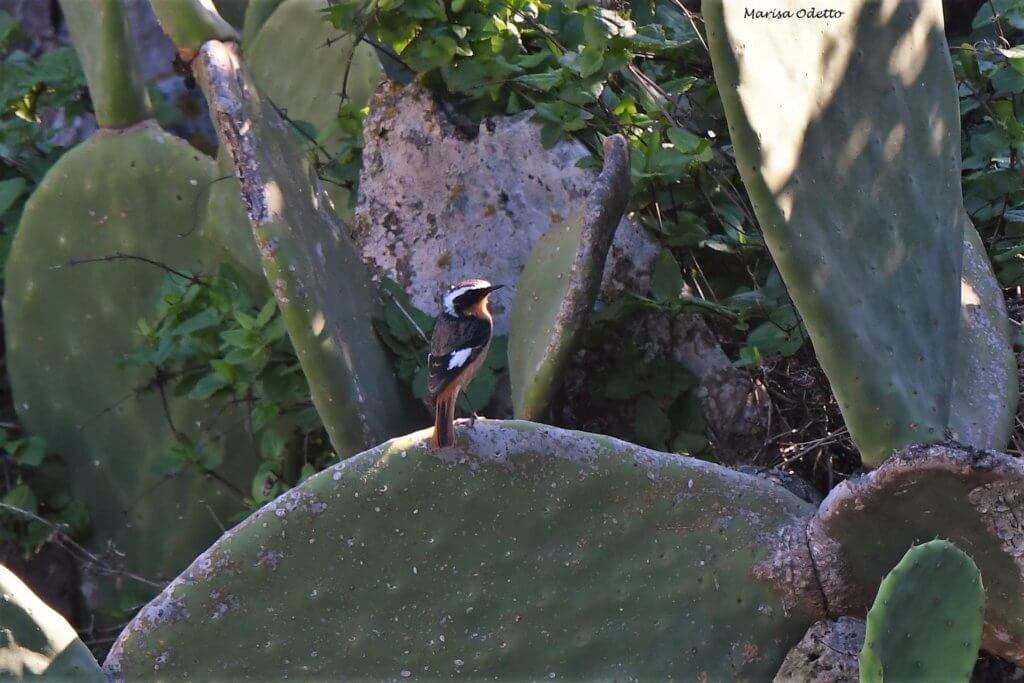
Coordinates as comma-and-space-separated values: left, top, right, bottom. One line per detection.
4, 1, 256, 602
859, 541, 984, 683
204, 0, 383, 265
509, 135, 630, 419
205, 150, 264, 277
0, 565, 104, 680
950, 216, 1017, 449
60, 0, 151, 128
705, 1, 965, 466
249, 0, 381, 221
809, 444, 1024, 665
105, 421, 820, 680
240, 0, 285, 48
4, 122, 254, 591
149, 0, 238, 57
193, 40, 419, 455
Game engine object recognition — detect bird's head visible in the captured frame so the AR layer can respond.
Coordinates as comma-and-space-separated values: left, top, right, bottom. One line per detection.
442, 279, 503, 317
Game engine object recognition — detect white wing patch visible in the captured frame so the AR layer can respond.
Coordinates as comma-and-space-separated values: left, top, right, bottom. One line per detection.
447, 348, 474, 370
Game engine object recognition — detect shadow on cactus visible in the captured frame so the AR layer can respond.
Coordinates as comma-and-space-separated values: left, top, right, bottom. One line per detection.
123, 265, 335, 508
3, 0, 261, 611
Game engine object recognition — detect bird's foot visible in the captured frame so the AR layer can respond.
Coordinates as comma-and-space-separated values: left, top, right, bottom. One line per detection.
469, 411, 481, 427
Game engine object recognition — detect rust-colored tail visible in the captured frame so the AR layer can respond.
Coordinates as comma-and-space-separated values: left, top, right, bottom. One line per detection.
431, 390, 457, 449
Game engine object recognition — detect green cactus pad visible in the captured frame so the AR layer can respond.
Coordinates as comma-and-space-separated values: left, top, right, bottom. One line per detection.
247, 0, 381, 223
240, 0, 285, 48
859, 540, 984, 683
705, 1, 964, 466
60, 0, 152, 128
509, 135, 630, 420
3, 122, 253, 592
105, 420, 819, 680
810, 444, 1024, 665
149, 0, 238, 57
950, 216, 1017, 449
0, 565, 104, 680
205, 150, 263, 277
204, 0, 383, 266
194, 41, 419, 455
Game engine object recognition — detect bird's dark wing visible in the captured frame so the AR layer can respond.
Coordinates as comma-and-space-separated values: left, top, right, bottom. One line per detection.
427, 316, 492, 400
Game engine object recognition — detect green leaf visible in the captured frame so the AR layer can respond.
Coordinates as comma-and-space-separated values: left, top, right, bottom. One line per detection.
10, 436, 46, 467
255, 298, 277, 329
666, 126, 704, 153
199, 444, 225, 471
568, 46, 604, 77
251, 463, 281, 504
0, 177, 26, 215
0, 10, 16, 49
221, 329, 261, 350
604, 367, 647, 399
188, 372, 230, 400
634, 395, 670, 448
32, 47, 84, 87
671, 431, 709, 455
233, 311, 258, 330
734, 345, 763, 368
405, 31, 460, 71
210, 359, 237, 382
650, 249, 683, 302
745, 304, 804, 358
298, 462, 318, 483
174, 308, 221, 337
663, 211, 708, 247
261, 429, 286, 462
485, 336, 509, 370
2, 483, 37, 515
515, 70, 564, 91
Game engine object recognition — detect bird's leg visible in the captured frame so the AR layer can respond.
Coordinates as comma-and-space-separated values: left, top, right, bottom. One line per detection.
458, 392, 479, 426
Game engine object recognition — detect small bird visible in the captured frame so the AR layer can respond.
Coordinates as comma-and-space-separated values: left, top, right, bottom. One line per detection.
427, 278, 503, 449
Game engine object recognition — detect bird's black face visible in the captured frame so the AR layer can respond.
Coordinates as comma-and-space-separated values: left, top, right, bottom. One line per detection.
443, 279, 503, 316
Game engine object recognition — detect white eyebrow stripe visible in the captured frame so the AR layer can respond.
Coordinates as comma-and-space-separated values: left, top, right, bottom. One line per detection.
447, 348, 474, 370
443, 286, 474, 315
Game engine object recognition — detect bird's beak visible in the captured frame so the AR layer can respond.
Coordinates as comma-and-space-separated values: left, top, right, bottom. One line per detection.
486, 284, 505, 294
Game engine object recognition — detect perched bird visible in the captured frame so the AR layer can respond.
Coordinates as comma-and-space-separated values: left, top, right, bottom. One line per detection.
427, 279, 502, 449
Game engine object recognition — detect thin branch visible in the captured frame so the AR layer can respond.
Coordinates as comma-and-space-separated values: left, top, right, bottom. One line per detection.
0, 502, 166, 589
53, 252, 206, 287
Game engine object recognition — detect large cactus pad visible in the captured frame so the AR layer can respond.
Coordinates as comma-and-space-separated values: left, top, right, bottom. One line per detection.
4, 122, 253, 589
105, 421, 818, 680
705, 0, 965, 466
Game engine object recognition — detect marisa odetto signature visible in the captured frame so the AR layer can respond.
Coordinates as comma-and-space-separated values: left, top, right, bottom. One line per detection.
744, 7, 844, 19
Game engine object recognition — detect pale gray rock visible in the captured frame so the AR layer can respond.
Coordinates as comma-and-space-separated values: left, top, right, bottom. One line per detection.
774, 617, 864, 683
354, 82, 659, 335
